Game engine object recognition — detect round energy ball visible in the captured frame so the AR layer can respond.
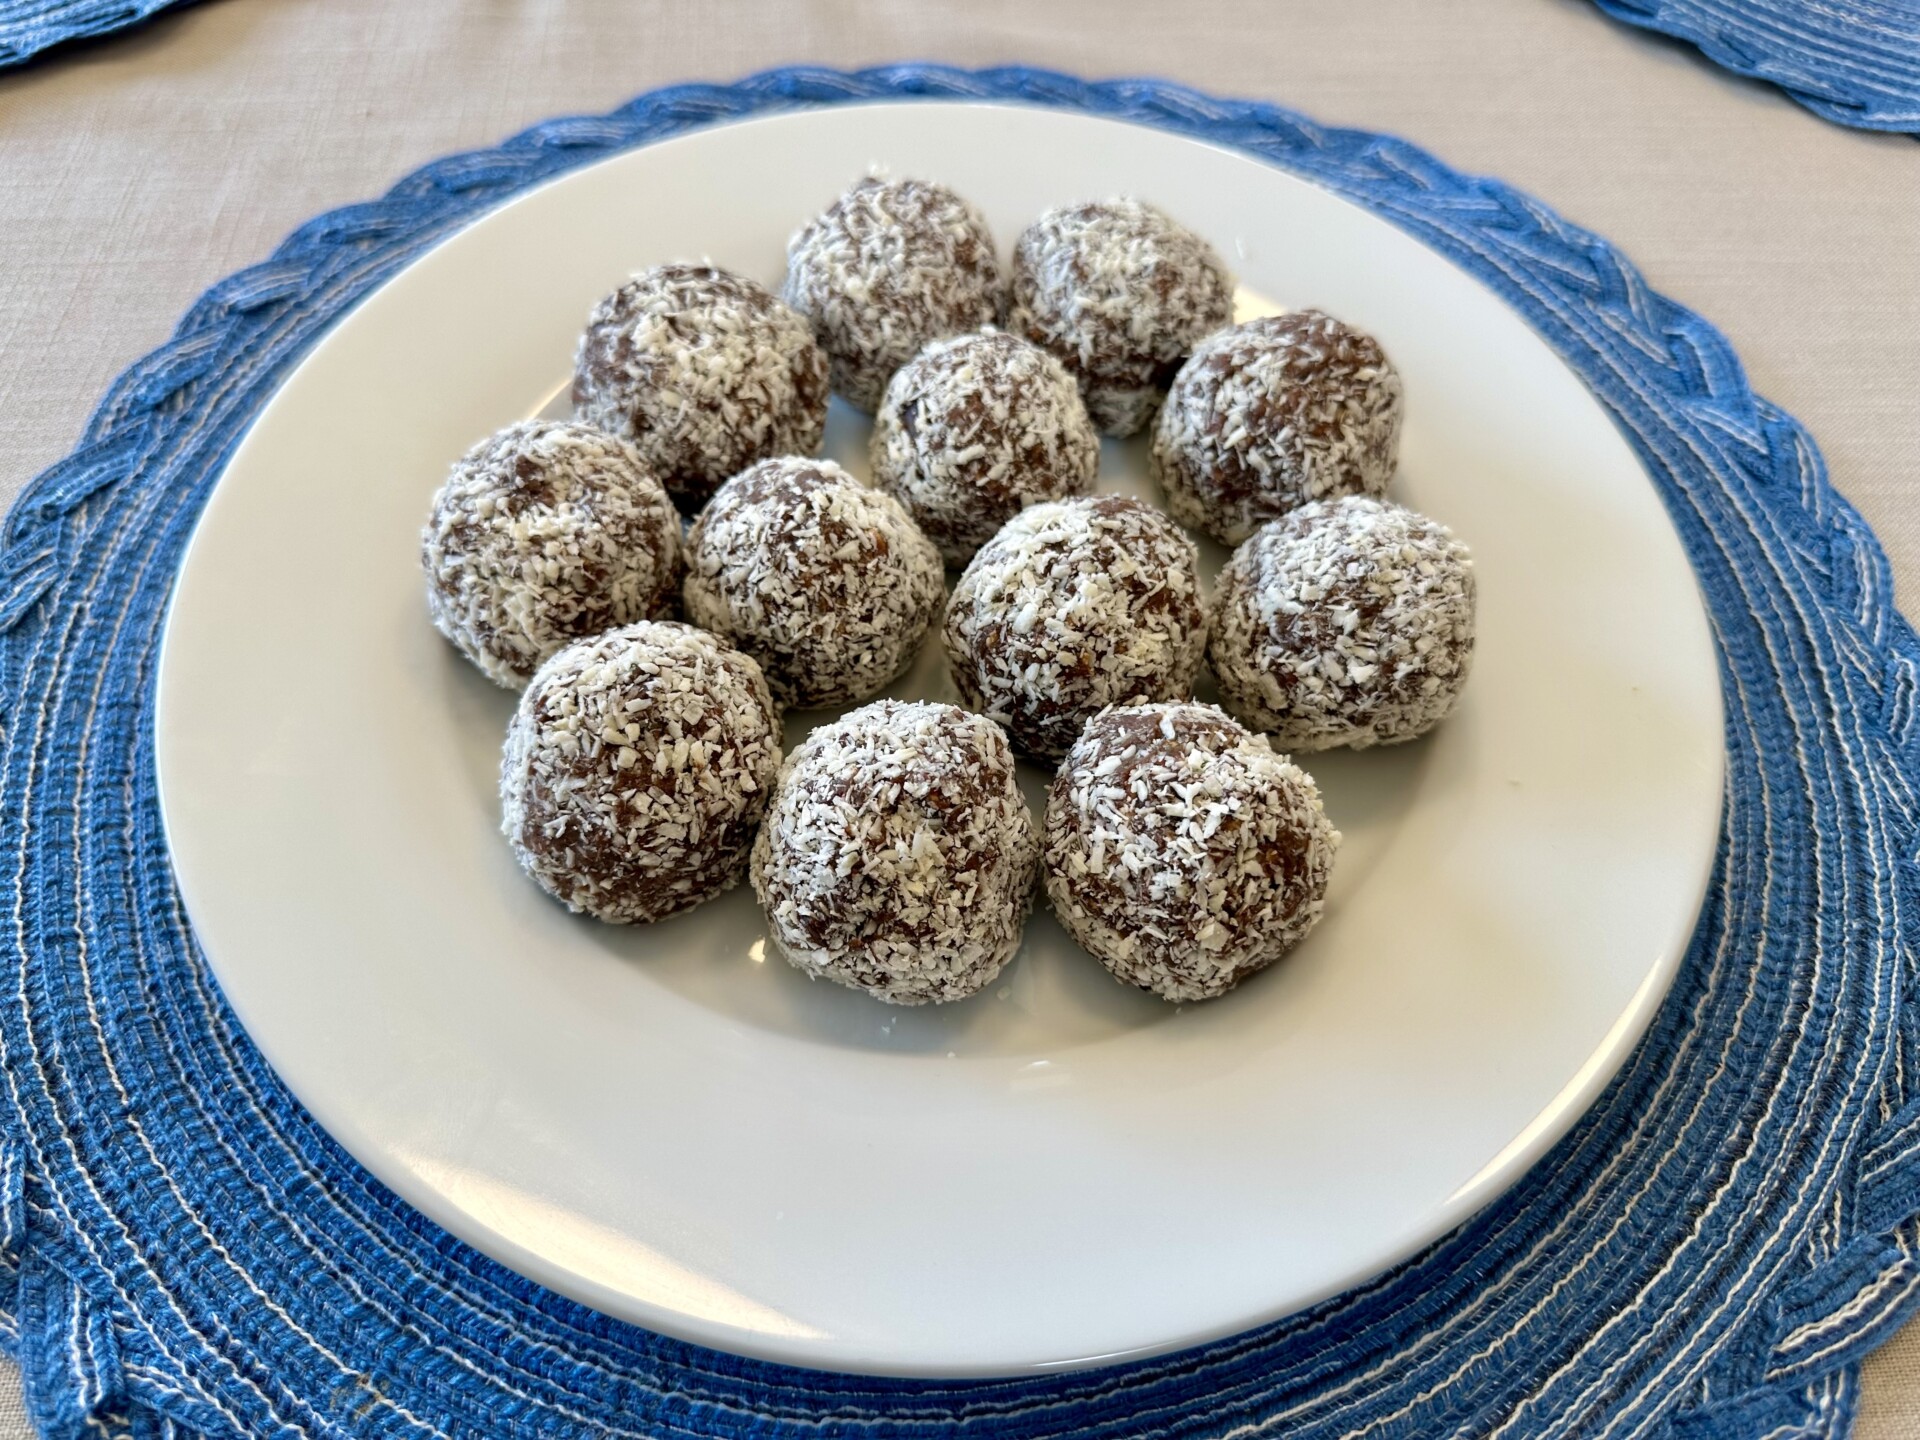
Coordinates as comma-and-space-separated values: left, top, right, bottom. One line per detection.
870, 329, 1099, 566
500, 622, 782, 924
1008, 198, 1234, 437
752, 700, 1039, 1005
421, 420, 682, 688
572, 264, 829, 511
943, 495, 1206, 761
783, 177, 1003, 412
1210, 496, 1476, 751
1152, 310, 1404, 545
1044, 701, 1338, 1003
683, 457, 945, 709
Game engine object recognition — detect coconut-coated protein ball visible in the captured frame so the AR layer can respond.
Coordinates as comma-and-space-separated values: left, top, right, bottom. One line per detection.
1210, 496, 1475, 751
422, 420, 682, 688
869, 328, 1100, 566
1044, 701, 1338, 1003
1152, 310, 1404, 545
500, 622, 782, 923
682, 457, 945, 709
783, 177, 1004, 412
943, 495, 1207, 761
1008, 198, 1234, 437
752, 700, 1039, 1005
572, 264, 830, 511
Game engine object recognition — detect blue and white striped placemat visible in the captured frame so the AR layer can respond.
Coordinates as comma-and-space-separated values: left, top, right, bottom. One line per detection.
1589, 0, 1920, 131
0, 0, 188, 68
2, 65, 1917, 1440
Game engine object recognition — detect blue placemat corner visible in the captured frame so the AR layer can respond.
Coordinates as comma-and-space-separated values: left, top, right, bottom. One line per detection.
1589, 0, 1920, 133
0, 0, 194, 70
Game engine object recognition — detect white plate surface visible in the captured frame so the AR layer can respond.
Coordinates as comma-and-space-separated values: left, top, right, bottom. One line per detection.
156, 102, 1725, 1377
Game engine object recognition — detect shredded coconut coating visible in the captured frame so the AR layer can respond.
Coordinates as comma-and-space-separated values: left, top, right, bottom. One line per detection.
752, 701, 1039, 1005
683, 457, 946, 709
501, 622, 782, 924
1043, 702, 1338, 1003
421, 420, 682, 689
870, 329, 1099, 566
1008, 198, 1234, 438
1210, 496, 1476, 751
943, 496, 1207, 761
782, 177, 1004, 413
572, 264, 829, 511
1152, 311, 1404, 545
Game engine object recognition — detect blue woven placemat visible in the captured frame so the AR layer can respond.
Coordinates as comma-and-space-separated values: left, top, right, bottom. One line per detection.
0, 0, 189, 68
1589, 0, 1920, 132
2, 63, 1918, 1440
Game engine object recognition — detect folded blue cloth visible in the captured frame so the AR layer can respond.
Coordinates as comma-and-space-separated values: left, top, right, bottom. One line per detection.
1592, 0, 1920, 131
1, 64, 1916, 1440
0, 0, 188, 67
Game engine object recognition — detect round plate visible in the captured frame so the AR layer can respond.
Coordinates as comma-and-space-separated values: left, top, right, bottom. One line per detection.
155, 102, 1724, 1377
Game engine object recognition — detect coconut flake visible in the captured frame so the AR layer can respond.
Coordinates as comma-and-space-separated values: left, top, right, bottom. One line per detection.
573, 264, 829, 511
1043, 701, 1338, 1002
500, 622, 782, 923
783, 178, 1003, 412
1007, 198, 1234, 437
944, 495, 1207, 761
683, 457, 945, 709
1210, 496, 1475, 750
752, 700, 1039, 1004
1152, 310, 1403, 545
421, 420, 682, 688
870, 328, 1098, 565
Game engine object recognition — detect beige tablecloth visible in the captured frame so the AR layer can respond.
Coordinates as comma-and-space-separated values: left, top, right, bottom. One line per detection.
1, 1, 1916, 1434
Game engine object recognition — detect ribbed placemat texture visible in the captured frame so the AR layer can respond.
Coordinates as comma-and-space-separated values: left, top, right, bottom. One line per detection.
0, 0, 187, 67
1, 65, 1917, 1440
1589, 0, 1920, 131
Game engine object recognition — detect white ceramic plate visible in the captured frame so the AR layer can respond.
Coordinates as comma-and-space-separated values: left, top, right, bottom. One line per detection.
156, 102, 1724, 1377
